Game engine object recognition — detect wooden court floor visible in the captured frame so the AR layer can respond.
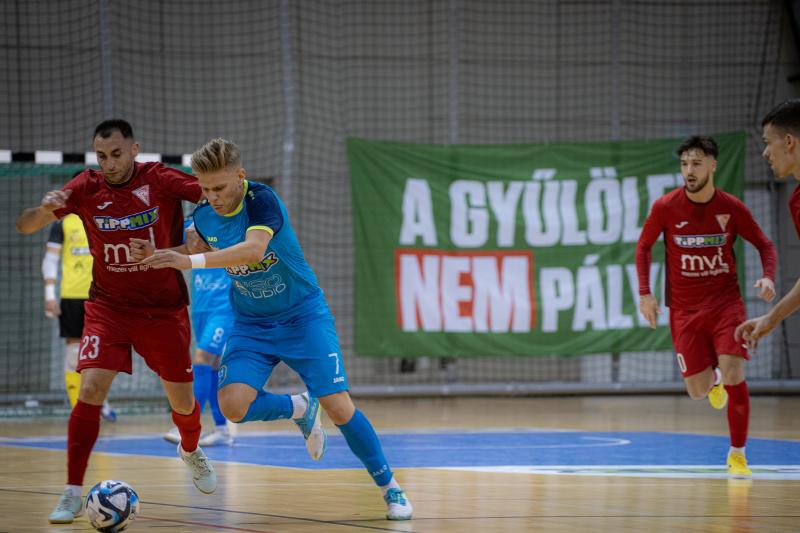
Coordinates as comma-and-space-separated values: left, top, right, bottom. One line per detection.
1, 395, 799, 532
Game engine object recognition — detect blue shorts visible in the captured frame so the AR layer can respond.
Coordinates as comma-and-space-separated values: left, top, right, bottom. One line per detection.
192, 311, 235, 357
219, 314, 349, 398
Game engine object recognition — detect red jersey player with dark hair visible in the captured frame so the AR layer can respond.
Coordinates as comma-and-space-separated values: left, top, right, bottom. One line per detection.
736, 100, 800, 349
16, 119, 217, 524
636, 135, 777, 478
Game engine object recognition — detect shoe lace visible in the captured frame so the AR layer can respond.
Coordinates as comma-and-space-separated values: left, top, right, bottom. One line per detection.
385, 489, 407, 505
294, 397, 318, 438
186, 451, 212, 476
55, 492, 78, 512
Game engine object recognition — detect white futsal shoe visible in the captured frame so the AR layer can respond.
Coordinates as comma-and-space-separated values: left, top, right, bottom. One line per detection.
178, 444, 217, 494
384, 488, 414, 520
48, 488, 84, 523
292, 392, 327, 460
163, 426, 181, 444
199, 426, 234, 446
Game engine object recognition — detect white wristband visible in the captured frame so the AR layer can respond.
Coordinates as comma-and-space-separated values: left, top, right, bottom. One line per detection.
189, 253, 206, 269
45, 284, 57, 300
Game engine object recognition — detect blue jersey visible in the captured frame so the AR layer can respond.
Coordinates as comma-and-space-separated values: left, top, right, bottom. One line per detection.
192, 180, 327, 323
190, 268, 232, 314
183, 220, 233, 315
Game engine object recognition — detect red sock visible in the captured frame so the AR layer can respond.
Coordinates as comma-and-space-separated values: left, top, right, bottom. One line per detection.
67, 401, 102, 486
172, 400, 202, 453
724, 381, 749, 448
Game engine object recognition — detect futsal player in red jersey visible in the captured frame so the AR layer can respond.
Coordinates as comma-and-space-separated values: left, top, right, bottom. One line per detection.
736, 100, 800, 349
636, 136, 777, 478
16, 119, 217, 524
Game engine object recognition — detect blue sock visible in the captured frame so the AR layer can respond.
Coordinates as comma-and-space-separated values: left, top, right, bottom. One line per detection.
209, 368, 226, 427
337, 409, 394, 486
240, 390, 293, 423
192, 364, 214, 412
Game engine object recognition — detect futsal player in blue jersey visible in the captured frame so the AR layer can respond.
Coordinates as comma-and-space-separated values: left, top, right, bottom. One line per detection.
132, 138, 413, 521
164, 221, 236, 446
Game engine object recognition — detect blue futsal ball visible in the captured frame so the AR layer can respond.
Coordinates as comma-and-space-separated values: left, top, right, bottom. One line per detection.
84, 480, 140, 532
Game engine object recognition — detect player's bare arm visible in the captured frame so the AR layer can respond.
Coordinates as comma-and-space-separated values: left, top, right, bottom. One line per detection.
15, 189, 72, 234
43, 243, 61, 319
129, 238, 190, 262
141, 228, 271, 270
736, 205, 778, 303
185, 223, 212, 254
638, 293, 661, 329
130, 223, 210, 262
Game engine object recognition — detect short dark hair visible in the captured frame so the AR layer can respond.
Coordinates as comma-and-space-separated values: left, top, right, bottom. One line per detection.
761, 99, 800, 136
675, 136, 719, 159
93, 119, 134, 140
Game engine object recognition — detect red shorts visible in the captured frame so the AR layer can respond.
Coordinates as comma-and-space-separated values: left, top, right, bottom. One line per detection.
77, 300, 193, 382
669, 299, 749, 377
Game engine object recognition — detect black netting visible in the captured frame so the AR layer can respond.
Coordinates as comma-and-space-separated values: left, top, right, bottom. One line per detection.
0, 0, 794, 403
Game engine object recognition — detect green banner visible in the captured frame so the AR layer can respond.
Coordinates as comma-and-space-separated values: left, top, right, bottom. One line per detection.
347, 132, 746, 357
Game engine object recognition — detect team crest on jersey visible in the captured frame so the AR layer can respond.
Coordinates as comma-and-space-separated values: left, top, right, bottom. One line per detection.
132, 185, 150, 206
94, 206, 159, 231
715, 214, 730, 231
225, 251, 279, 276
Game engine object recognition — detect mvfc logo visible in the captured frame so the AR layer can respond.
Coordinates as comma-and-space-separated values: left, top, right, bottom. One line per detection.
94, 207, 159, 231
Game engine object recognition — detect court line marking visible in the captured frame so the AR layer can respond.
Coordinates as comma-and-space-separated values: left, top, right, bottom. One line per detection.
0, 426, 613, 443
139, 515, 278, 533
232, 435, 631, 451
4, 487, 800, 524
434, 464, 800, 479
0, 488, 419, 532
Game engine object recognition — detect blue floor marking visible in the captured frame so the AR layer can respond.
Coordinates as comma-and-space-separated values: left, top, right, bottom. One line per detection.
3, 430, 800, 471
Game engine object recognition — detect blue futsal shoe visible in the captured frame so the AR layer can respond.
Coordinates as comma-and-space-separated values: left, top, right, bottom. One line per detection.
100, 402, 117, 422
292, 392, 327, 460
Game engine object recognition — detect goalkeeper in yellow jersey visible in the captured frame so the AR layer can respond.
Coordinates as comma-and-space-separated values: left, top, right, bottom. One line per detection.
43, 212, 117, 421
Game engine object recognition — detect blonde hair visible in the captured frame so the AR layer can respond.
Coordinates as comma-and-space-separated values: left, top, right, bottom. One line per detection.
191, 138, 241, 174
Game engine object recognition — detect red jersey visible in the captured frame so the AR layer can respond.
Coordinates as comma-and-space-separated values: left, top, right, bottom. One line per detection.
790, 183, 800, 239
54, 162, 202, 310
636, 187, 776, 310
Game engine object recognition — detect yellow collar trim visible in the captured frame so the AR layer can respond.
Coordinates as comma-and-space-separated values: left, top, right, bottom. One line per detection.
224, 180, 249, 217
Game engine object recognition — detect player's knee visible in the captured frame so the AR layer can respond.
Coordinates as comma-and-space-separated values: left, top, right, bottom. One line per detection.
684, 380, 708, 400
78, 379, 107, 403
319, 392, 355, 425
719, 355, 745, 385
220, 405, 247, 423
193, 348, 216, 366
687, 388, 706, 401
218, 393, 248, 422
721, 368, 745, 386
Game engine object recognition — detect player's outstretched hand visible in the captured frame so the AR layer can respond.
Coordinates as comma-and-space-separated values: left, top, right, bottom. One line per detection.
754, 278, 776, 303
129, 238, 155, 262
734, 314, 776, 353
40, 189, 72, 211
185, 223, 212, 254
639, 294, 661, 329
140, 249, 191, 270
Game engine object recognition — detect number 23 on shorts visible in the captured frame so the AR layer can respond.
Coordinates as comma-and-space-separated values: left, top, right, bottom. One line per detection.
80, 335, 101, 360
